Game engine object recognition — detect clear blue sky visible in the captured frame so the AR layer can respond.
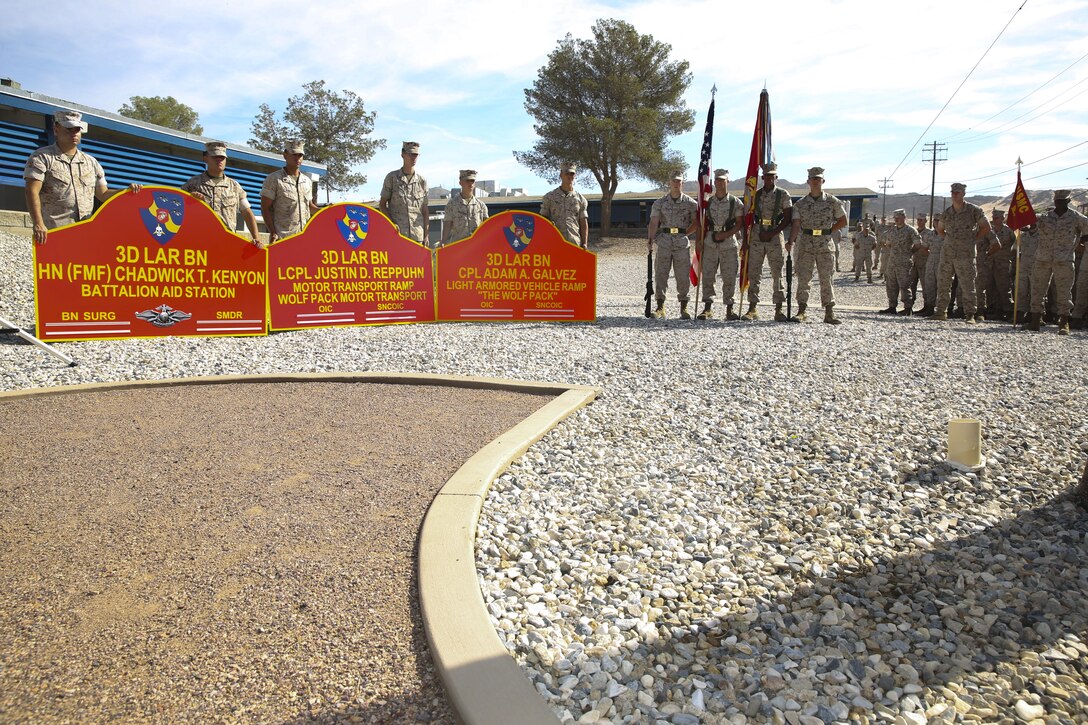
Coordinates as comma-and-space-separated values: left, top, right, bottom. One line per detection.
3, 0, 1084, 201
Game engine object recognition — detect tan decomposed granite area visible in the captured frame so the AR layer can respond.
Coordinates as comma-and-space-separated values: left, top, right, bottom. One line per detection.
0, 379, 555, 724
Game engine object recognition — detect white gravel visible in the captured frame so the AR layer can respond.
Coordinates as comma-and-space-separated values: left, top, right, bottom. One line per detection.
3, 231, 1087, 724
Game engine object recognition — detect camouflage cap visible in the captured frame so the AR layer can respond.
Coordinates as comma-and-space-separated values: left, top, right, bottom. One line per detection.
893, 208, 906, 216
459, 169, 477, 181
808, 166, 825, 179
284, 139, 305, 154
53, 110, 87, 132
992, 209, 1006, 217
714, 168, 729, 180
762, 162, 778, 176
1054, 189, 1072, 200
401, 141, 420, 154
951, 182, 966, 193
671, 171, 685, 181
204, 141, 228, 158
916, 212, 928, 218
560, 162, 577, 173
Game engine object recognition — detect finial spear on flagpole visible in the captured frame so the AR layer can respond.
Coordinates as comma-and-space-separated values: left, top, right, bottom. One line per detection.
1016, 156, 1023, 168
711, 84, 717, 98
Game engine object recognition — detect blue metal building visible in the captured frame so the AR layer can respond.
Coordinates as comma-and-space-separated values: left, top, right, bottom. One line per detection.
0, 79, 325, 217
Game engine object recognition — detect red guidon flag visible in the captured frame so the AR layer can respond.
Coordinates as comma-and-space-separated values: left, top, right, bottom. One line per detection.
1006, 169, 1037, 230
739, 89, 773, 293
689, 93, 715, 286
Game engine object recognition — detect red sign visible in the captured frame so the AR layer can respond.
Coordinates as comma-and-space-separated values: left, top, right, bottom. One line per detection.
34, 187, 267, 341
435, 211, 596, 321
267, 204, 435, 330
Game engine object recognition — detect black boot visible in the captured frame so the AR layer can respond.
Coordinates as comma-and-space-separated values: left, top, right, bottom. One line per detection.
726, 304, 740, 321
878, 304, 897, 314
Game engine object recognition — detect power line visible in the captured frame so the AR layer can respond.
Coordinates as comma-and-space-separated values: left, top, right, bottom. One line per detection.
950, 140, 1088, 183
945, 48, 1088, 142
886, 0, 1030, 180
953, 77, 1088, 144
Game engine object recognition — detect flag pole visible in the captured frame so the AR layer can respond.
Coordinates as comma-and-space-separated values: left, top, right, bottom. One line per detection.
1012, 157, 1023, 327
690, 85, 716, 319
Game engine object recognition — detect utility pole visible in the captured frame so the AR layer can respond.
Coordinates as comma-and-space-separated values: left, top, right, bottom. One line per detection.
878, 178, 893, 220
924, 141, 947, 220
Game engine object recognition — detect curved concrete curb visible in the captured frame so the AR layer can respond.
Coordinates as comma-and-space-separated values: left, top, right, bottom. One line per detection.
419, 384, 598, 725
0, 371, 588, 401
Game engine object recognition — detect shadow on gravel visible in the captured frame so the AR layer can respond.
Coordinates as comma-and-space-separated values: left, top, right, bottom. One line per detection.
770, 490, 1088, 710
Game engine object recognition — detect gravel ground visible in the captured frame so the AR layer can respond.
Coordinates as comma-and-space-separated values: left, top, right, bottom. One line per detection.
3, 230, 1087, 725
0, 381, 549, 724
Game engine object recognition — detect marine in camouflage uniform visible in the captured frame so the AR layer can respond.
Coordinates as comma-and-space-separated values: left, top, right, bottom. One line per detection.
379, 141, 429, 245
23, 110, 140, 244
878, 209, 921, 314
648, 172, 697, 319
917, 218, 943, 315
743, 162, 793, 321
933, 182, 990, 323
788, 167, 847, 324
1029, 190, 1088, 334
978, 209, 1015, 319
441, 169, 489, 245
853, 225, 876, 282
1014, 225, 1039, 323
260, 139, 318, 242
876, 219, 892, 280
908, 214, 931, 307
698, 169, 743, 320
182, 141, 262, 245
540, 162, 589, 248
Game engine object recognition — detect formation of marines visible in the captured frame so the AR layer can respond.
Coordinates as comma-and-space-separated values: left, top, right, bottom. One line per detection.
23, 111, 1088, 335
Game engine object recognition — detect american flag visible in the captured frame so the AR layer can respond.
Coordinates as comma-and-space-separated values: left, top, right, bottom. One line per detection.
689, 92, 715, 286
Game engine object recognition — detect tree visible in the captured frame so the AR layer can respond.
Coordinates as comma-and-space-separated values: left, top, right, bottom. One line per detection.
514, 19, 695, 236
249, 81, 386, 203
118, 96, 203, 135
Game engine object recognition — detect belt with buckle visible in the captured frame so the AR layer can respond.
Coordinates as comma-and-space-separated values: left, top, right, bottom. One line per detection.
760, 218, 774, 226
803, 228, 832, 236
663, 227, 681, 234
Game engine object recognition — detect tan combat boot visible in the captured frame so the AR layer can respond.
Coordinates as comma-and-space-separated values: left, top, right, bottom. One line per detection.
696, 301, 713, 320
680, 301, 692, 320
794, 303, 807, 322
774, 304, 786, 322
824, 305, 841, 325
742, 303, 758, 320
1058, 315, 1070, 335
653, 301, 665, 319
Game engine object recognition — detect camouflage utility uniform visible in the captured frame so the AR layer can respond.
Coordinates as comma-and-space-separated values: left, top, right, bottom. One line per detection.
443, 194, 489, 244
979, 223, 1015, 316
884, 223, 921, 309
702, 192, 743, 309
22, 144, 105, 228
854, 230, 876, 281
1031, 208, 1088, 316
651, 192, 697, 304
260, 168, 314, 237
920, 228, 943, 311
182, 172, 250, 231
747, 186, 792, 307
380, 169, 428, 242
936, 203, 987, 317
792, 191, 845, 309
540, 187, 588, 246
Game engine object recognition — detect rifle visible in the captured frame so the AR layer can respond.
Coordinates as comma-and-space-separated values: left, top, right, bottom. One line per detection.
644, 248, 654, 318
785, 247, 799, 322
